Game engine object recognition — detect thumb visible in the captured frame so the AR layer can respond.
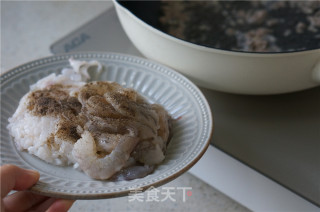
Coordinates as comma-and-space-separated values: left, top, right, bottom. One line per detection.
0, 164, 40, 198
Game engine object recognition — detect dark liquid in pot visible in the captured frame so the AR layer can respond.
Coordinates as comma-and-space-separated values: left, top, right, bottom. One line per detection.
158, 1, 320, 53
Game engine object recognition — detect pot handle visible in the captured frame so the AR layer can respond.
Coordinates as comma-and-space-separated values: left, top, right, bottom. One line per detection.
312, 60, 320, 84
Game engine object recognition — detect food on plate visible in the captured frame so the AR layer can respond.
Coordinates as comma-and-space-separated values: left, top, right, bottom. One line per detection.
7, 59, 172, 180
159, 1, 320, 52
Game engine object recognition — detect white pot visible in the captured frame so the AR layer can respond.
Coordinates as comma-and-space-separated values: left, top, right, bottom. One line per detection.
113, 0, 320, 95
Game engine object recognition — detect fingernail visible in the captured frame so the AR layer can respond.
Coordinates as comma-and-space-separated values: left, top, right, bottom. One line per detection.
26, 169, 39, 177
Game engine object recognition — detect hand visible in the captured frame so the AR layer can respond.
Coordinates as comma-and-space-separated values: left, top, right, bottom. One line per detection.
1, 164, 75, 212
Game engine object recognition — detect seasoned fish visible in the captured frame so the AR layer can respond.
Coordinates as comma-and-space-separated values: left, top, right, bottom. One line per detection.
7, 59, 172, 180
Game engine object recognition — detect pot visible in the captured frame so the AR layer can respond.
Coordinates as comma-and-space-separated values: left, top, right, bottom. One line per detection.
113, 0, 320, 95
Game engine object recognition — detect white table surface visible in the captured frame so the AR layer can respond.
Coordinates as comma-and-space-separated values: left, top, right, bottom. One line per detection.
1, 1, 250, 212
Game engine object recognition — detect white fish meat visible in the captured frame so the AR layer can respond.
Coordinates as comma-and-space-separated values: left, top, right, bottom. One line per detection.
7, 59, 172, 180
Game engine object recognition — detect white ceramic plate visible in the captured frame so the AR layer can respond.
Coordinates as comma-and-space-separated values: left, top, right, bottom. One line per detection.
0, 52, 212, 199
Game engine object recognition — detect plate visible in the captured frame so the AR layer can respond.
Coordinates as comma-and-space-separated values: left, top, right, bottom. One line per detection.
0, 52, 213, 199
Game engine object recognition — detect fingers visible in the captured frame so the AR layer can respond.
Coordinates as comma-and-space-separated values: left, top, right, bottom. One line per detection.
0, 165, 75, 212
29, 198, 75, 212
30, 197, 57, 212
3, 191, 48, 212
0, 164, 40, 198
3, 192, 75, 212
46, 199, 75, 212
